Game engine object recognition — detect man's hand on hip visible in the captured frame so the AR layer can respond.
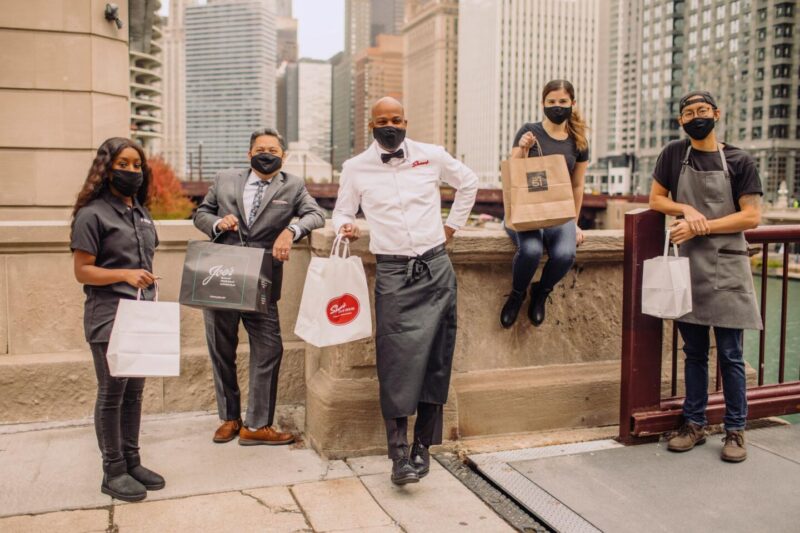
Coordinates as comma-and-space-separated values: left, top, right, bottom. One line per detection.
444, 225, 456, 243
274, 229, 294, 262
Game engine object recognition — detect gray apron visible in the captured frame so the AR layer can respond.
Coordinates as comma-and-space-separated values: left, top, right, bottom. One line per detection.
374, 245, 458, 419
675, 145, 762, 330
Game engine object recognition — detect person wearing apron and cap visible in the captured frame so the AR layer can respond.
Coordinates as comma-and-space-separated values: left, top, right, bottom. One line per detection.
650, 91, 763, 463
333, 97, 478, 485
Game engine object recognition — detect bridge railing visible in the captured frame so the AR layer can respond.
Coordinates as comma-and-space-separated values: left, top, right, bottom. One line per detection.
618, 209, 800, 443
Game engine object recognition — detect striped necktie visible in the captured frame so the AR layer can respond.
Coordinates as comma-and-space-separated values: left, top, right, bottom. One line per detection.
248, 180, 270, 226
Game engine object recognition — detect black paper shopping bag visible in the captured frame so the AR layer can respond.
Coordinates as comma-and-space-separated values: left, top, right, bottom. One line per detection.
179, 234, 272, 313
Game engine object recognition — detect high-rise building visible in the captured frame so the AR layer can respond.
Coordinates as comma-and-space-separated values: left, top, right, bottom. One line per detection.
283, 59, 333, 164
331, 51, 353, 170
185, 0, 277, 178
162, 0, 195, 178
636, 0, 800, 200
403, 0, 459, 155
353, 35, 404, 153
456, 0, 601, 187
346, 0, 372, 56
129, 0, 164, 154
371, 0, 406, 45
276, 15, 298, 64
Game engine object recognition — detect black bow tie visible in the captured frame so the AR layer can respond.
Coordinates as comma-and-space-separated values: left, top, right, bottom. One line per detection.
381, 149, 404, 164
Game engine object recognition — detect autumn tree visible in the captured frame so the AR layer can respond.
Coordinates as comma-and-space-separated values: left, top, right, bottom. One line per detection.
147, 156, 195, 219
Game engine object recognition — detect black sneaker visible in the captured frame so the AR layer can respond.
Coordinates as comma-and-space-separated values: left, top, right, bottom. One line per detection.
500, 290, 526, 328
410, 443, 430, 478
391, 457, 420, 485
128, 464, 166, 490
101, 473, 147, 502
528, 283, 553, 326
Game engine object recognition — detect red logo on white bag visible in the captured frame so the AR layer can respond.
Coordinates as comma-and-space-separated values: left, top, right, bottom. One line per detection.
326, 293, 360, 325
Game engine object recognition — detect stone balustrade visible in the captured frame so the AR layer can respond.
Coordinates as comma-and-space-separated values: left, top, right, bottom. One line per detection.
0, 220, 629, 458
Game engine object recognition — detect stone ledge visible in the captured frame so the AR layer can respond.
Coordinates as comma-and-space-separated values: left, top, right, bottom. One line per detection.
309, 222, 624, 264
0, 342, 307, 424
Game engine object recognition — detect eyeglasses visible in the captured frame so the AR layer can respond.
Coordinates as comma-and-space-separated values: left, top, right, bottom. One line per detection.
680, 106, 714, 120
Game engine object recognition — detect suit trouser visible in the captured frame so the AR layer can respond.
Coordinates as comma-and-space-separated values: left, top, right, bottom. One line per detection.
203, 303, 283, 428
384, 402, 444, 459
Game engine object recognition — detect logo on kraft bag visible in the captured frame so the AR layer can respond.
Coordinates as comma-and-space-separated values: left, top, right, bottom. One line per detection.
526, 170, 548, 192
203, 265, 236, 287
326, 294, 360, 325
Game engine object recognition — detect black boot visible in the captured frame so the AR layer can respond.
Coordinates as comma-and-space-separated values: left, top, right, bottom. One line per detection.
128, 465, 166, 490
528, 283, 552, 327
390, 447, 419, 485
101, 473, 147, 502
500, 289, 526, 328
410, 442, 430, 478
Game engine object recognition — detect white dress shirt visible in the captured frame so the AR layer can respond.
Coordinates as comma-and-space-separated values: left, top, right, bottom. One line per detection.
332, 138, 479, 256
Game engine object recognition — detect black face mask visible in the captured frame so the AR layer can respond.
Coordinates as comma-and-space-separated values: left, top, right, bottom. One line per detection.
544, 106, 572, 125
251, 153, 283, 175
111, 169, 144, 197
372, 126, 406, 151
682, 117, 716, 140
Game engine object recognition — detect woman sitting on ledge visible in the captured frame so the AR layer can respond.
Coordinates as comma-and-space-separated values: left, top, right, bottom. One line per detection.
500, 79, 590, 329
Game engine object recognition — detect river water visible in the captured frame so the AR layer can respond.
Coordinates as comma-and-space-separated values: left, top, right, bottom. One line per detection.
743, 275, 800, 423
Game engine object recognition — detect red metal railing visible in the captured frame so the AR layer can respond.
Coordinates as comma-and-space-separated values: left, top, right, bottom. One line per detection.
619, 209, 800, 444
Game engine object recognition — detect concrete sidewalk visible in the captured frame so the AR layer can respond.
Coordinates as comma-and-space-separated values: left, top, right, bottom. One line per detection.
0, 410, 514, 532
470, 423, 800, 533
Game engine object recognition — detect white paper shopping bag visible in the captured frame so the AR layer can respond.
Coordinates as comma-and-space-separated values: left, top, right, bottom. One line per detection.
294, 235, 372, 347
642, 230, 692, 319
107, 283, 181, 377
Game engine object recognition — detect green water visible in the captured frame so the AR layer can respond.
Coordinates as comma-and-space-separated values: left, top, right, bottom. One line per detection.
743, 275, 800, 423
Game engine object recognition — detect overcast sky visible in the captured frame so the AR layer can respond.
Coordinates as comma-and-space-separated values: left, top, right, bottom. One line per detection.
159, 0, 344, 61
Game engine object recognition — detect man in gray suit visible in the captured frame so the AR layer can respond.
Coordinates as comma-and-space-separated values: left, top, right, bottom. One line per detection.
194, 128, 325, 445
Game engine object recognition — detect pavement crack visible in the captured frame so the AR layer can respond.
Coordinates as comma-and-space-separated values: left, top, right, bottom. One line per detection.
240, 490, 303, 515
288, 485, 317, 532
106, 505, 118, 533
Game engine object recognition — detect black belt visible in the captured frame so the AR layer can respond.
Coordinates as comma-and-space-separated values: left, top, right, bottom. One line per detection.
376, 243, 447, 284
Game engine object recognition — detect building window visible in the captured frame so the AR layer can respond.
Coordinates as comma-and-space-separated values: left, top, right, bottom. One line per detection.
769, 125, 788, 138
758, 8, 767, 21
777, 3, 794, 17
753, 127, 763, 139
775, 23, 793, 38
758, 28, 767, 42
755, 88, 764, 101
756, 68, 765, 80
739, 128, 747, 140
754, 107, 763, 119
769, 104, 789, 118
772, 84, 790, 98
773, 64, 791, 78
757, 48, 766, 60
774, 44, 792, 57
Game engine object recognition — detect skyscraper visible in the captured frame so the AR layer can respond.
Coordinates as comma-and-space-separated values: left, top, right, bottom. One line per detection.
161, 0, 195, 178
129, 0, 164, 154
283, 59, 333, 164
403, 0, 459, 155
371, 0, 406, 45
185, 0, 277, 178
353, 35, 404, 153
636, 0, 800, 200
331, 51, 353, 170
456, 0, 601, 187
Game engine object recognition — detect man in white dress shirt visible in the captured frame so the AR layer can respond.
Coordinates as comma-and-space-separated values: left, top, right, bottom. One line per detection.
333, 97, 478, 485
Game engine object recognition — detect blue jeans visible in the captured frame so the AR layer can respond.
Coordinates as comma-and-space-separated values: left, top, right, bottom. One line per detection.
505, 221, 577, 293
677, 322, 748, 431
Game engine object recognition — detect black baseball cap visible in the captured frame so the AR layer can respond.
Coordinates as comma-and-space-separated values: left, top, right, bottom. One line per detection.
679, 91, 718, 112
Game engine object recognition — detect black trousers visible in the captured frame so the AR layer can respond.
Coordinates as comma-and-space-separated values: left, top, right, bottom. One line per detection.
384, 402, 444, 459
90, 342, 145, 476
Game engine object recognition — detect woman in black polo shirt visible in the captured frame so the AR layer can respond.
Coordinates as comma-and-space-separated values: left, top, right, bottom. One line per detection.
70, 137, 164, 502
501, 79, 590, 328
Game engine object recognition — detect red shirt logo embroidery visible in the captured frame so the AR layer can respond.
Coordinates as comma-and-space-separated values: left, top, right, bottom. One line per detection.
326, 293, 360, 325
412, 160, 430, 168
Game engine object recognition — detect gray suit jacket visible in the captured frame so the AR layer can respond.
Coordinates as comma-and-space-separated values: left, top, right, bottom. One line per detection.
193, 168, 325, 302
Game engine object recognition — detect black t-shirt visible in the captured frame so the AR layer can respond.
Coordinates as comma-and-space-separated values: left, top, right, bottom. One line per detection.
652, 139, 763, 210
512, 122, 590, 174
71, 189, 159, 343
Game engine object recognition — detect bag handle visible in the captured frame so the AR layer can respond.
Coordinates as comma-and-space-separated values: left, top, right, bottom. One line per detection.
330, 234, 351, 259
136, 280, 159, 302
663, 229, 679, 257
525, 137, 544, 158
212, 223, 245, 246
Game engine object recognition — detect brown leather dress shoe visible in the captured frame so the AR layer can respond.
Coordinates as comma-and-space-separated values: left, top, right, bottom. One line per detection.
238, 426, 295, 446
213, 419, 243, 443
